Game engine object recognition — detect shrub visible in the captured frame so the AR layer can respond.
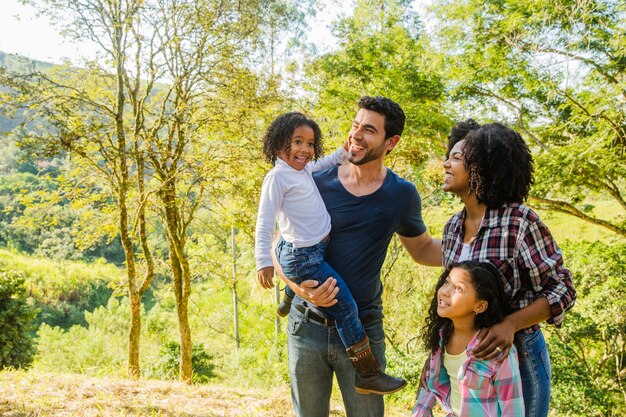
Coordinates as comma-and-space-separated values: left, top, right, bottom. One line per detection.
0, 264, 37, 369
150, 341, 215, 383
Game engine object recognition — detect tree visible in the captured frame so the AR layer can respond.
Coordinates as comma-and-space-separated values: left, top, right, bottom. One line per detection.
3, 0, 310, 382
2, 0, 155, 378
304, 0, 449, 183
430, 0, 626, 237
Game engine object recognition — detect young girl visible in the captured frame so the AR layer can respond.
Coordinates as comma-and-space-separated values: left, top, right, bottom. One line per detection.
412, 261, 524, 417
255, 111, 406, 395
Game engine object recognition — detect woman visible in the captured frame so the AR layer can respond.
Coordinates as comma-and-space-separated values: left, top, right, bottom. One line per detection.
440, 121, 576, 417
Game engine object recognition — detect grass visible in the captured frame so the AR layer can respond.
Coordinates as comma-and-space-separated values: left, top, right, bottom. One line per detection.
0, 370, 413, 417
0, 370, 293, 417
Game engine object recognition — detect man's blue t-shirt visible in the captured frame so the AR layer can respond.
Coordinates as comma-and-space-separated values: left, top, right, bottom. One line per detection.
311, 166, 426, 318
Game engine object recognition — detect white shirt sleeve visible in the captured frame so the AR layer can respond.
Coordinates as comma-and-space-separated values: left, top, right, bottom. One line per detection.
254, 170, 284, 271
307, 147, 347, 172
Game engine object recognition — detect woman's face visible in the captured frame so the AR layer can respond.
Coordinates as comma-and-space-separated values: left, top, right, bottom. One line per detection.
442, 139, 470, 195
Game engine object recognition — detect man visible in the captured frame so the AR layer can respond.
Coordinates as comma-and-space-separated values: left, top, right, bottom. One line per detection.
267, 96, 441, 417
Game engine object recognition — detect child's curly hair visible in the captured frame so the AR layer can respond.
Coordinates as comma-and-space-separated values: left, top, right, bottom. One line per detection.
262, 112, 323, 166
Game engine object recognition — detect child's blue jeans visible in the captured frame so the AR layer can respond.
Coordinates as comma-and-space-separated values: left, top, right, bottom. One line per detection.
275, 236, 365, 348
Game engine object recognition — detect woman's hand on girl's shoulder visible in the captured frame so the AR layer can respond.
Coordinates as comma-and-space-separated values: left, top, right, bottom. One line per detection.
471, 320, 516, 362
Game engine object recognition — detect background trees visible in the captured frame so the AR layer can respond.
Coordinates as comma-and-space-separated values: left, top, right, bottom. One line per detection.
2, 0, 302, 382
430, 0, 626, 237
0, 0, 625, 415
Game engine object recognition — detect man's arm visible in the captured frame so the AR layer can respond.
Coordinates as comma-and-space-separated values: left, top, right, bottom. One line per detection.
399, 233, 443, 267
271, 239, 338, 307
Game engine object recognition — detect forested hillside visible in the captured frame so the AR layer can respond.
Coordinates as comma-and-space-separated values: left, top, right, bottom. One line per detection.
0, 0, 625, 416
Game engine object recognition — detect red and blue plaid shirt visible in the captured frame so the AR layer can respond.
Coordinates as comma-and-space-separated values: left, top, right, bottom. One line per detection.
412, 331, 525, 417
442, 203, 577, 332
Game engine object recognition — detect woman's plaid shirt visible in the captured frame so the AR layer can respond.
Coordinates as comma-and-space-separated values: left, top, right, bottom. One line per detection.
442, 203, 577, 333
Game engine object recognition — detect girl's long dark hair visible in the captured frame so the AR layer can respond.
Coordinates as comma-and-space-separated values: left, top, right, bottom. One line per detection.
422, 261, 512, 354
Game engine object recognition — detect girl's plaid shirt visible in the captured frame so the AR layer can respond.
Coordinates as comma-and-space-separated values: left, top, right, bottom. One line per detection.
412, 331, 525, 417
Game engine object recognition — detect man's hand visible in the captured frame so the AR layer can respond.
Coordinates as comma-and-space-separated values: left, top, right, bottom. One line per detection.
257, 267, 275, 289
295, 278, 339, 308
471, 319, 516, 361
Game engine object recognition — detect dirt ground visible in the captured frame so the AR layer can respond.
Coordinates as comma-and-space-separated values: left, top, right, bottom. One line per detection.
0, 371, 410, 416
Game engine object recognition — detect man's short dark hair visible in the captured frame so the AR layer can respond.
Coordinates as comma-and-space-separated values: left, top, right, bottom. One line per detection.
357, 96, 405, 138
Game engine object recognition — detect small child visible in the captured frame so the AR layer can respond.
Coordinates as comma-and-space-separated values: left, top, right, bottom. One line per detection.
412, 261, 524, 417
255, 112, 406, 395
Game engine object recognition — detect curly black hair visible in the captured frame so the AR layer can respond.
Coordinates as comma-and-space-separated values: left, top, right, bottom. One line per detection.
262, 112, 323, 166
445, 119, 481, 160
422, 261, 512, 354
357, 96, 405, 139
461, 123, 534, 208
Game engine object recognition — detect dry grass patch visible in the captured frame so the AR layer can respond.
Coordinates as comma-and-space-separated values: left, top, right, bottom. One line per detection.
0, 371, 412, 416
0, 371, 295, 417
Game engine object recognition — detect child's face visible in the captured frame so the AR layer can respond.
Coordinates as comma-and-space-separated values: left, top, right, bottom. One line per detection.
277, 125, 316, 171
437, 267, 486, 321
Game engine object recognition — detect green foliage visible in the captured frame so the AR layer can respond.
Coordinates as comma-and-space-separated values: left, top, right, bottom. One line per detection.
0, 263, 37, 369
306, 0, 450, 183
34, 297, 128, 376
547, 241, 626, 416
149, 341, 216, 383
430, 0, 626, 236
0, 249, 117, 329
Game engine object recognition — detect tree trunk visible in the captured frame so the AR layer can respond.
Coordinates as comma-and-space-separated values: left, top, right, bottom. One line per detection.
118, 190, 141, 378
160, 181, 193, 383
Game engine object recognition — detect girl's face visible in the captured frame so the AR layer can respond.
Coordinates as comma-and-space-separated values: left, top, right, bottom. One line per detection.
277, 125, 316, 171
442, 139, 470, 195
437, 267, 487, 321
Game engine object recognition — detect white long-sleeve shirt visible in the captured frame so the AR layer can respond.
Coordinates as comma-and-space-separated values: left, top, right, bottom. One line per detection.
254, 147, 347, 271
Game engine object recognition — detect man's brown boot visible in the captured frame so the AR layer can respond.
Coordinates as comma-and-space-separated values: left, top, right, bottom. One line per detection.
346, 336, 406, 395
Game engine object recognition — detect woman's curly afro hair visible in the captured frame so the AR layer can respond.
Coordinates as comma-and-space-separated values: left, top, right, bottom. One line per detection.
462, 123, 534, 208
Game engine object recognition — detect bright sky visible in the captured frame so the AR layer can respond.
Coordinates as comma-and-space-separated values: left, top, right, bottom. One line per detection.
0, 0, 86, 64
0, 0, 351, 65
0, 1, 430, 65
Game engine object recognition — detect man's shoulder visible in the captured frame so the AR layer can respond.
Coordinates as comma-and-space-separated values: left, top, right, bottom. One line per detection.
385, 168, 418, 192
312, 165, 338, 180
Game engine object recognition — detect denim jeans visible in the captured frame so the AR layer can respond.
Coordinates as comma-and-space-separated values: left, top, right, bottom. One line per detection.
518, 329, 551, 417
275, 237, 365, 348
287, 305, 386, 417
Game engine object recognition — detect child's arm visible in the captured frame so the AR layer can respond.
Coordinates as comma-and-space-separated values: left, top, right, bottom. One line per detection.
255, 172, 283, 288
307, 142, 348, 172
494, 348, 525, 416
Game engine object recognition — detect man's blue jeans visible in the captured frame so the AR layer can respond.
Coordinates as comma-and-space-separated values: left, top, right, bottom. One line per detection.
518, 329, 552, 417
287, 305, 386, 417
276, 237, 365, 348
